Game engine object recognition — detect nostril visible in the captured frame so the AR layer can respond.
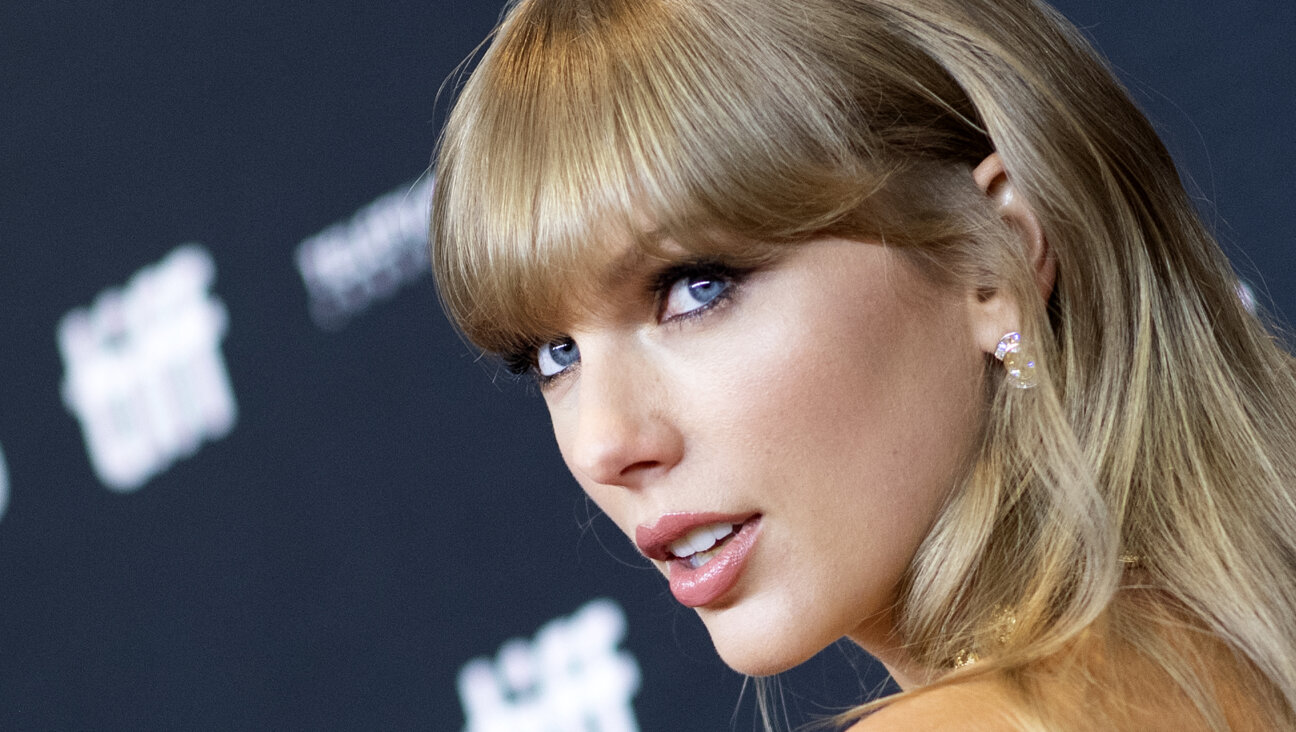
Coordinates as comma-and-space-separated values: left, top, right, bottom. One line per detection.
619, 459, 663, 478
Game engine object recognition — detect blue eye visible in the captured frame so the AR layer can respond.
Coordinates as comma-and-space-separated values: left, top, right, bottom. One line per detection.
662, 273, 731, 320
537, 338, 580, 377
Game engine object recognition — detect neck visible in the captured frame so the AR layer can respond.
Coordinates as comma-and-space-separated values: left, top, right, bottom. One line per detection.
846, 610, 936, 690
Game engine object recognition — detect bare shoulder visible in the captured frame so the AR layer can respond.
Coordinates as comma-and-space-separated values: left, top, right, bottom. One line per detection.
846, 677, 1023, 732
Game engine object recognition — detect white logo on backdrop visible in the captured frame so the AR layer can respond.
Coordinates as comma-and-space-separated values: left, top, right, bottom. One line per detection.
296, 176, 434, 329
458, 598, 642, 732
0, 442, 9, 523
58, 244, 237, 492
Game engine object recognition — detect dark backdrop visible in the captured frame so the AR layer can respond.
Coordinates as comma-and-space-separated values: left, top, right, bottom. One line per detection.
2, 2, 1292, 729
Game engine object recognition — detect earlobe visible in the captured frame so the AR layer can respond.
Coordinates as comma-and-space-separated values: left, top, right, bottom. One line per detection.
968, 153, 1056, 355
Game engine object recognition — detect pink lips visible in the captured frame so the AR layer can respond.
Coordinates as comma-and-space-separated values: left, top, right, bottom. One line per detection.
636, 513, 763, 608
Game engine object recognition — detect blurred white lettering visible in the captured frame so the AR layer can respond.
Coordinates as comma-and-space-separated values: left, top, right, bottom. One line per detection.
458, 598, 642, 732
296, 176, 433, 329
58, 244, 237, 492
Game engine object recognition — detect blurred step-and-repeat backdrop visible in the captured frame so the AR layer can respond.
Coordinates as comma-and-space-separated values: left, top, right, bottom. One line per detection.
2, 2, 1293, 729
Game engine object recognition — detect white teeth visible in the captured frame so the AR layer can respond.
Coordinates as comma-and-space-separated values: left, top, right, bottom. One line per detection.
688, 543, 724, 569
668, 522, 740, 561
668, 526, 709, 559
687, 528, 716, 555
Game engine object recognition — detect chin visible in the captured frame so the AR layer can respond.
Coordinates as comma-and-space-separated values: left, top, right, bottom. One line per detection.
710, 636, 824, 677
699, 606, 833, 677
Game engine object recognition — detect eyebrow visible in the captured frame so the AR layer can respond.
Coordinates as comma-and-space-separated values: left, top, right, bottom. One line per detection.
598, 229, 681, 285
569, 235, 706, 324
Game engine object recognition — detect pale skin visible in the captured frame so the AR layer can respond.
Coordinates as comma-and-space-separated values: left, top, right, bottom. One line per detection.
534, 154, 1052, 728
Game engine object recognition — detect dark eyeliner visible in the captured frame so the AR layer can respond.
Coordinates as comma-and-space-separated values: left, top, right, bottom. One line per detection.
650, 259, 749, 322
503, 339, 579, 389
502, 351, 534, 377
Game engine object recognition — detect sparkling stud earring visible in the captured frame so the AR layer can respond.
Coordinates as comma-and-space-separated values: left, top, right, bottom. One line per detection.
994, 331, 1038, 389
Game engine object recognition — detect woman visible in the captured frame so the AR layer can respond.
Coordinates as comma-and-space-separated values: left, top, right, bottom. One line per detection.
429, 0, 1296, 728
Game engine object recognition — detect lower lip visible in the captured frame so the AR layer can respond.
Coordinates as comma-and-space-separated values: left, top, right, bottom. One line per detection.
668, 517, 762, 608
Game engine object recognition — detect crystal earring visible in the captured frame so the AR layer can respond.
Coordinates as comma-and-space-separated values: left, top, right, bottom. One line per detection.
994, 331, 1038, 389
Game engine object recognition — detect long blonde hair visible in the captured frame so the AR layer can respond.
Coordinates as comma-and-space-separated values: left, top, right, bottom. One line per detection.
430, 0, 1296, 727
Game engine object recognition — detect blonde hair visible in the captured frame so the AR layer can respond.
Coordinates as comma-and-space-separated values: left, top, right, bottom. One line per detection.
430, 0, 1296, 728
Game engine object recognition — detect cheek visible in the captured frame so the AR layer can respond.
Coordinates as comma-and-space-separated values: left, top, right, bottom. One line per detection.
678, 263, 982, 570
686, 276, 979, 480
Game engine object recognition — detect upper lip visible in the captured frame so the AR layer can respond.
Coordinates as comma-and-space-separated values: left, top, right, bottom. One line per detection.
635, 511, 758, 561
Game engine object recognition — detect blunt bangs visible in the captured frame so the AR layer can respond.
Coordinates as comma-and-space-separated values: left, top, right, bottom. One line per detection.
430, 0, 992, 356
432, 0, 889, 356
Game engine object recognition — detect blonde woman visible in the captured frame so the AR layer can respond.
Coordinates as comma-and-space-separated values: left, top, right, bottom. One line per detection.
429, 0, 1296, 728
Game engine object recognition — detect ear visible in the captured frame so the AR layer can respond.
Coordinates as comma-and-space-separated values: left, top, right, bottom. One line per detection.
968, 152, 1055, 354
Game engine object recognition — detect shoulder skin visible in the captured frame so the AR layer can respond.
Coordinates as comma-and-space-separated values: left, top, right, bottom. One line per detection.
846, 677, 1022, 732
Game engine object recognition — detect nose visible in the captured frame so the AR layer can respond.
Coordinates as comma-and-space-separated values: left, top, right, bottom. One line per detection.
559, 345, 684, 489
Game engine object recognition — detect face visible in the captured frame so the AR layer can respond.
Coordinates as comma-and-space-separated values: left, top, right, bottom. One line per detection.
532, 236, 987, 676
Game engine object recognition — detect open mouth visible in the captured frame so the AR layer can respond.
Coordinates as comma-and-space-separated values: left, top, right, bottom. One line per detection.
659, 515, 763, 608
666, 522, 743, 569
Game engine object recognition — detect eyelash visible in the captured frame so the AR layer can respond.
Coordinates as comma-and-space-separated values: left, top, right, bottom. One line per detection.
503, 352, 536, 377
652, 261, 745, 324
504, 260, 749, 384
